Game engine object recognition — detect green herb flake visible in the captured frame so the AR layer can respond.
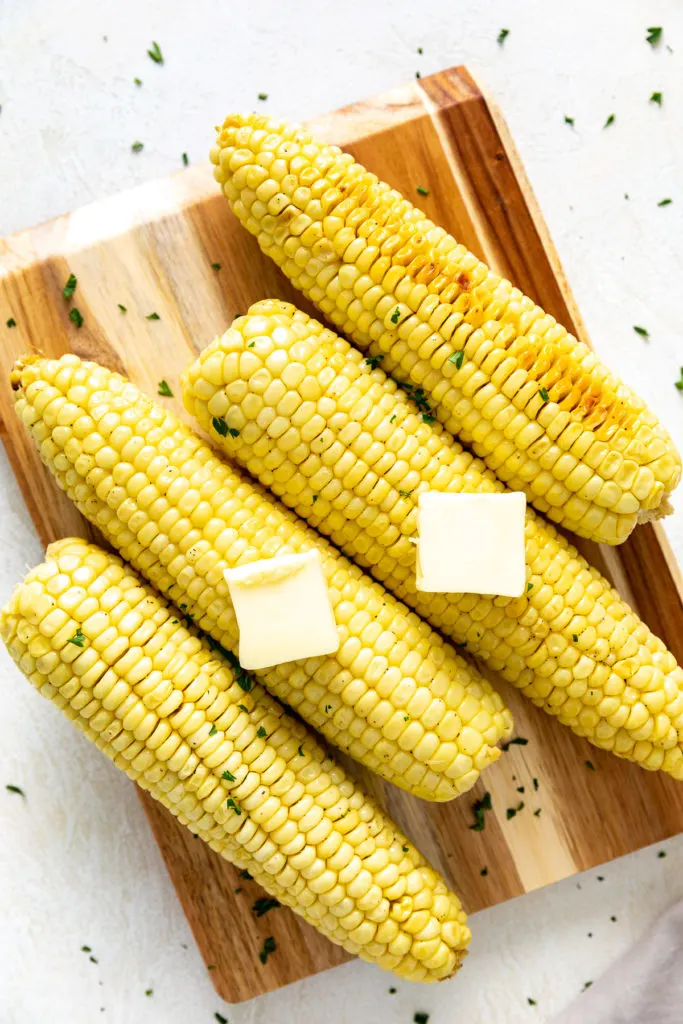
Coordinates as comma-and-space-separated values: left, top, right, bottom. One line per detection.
147, 41, 164, 64
564, 115, 575, 126
132, 141, 144, 153
239, 869, 253, 879
469, 790, 492, 831
247, 341, 255, 348
222, 769, 235, 782
364, 354, 384, 370
226, 797, 242, 815
527, 582, 534, 592
81, 945, 91, 953
533, 778, 539, 791
390, 306, 401, 325
258, 936, 277, 965
398, 489, 413, 499
611, 915, 617, 922
182, 152, 189, 166
448, 350, 465, 370
585, 760, 596, 771
212, 416, 229, 437
237, 704, 249, 713
5, 784, 25, 798
497, 28, 509, 45
633, 325, 649, 338
534, 808, 542, 817
209, 724, 217, 737
6, 318, 16, 328
63, 273, 78, 299
603, 114, 615, 129
389, 414, 397, 424
417, 47, 423, 55
146, 311, 160, 320
207, 964, 217, 971
401, 845, 409, 853
117, 304, 127, 313
539, 386, 550, 403
416, 185, 429, 197
658, 198, 672, 206
415, 71, 421, 79
257, 92, 268, 101
502, 736, 528, 751
252, 897, 281, 917
454, 640, 468, 649
480, 866, 488, 876
646, 27, 663, 47
572, 633, 579, 642
134, 78, 143, 86
676, 369, 683, 392
517, 785, 525, 793
211, 262, 222, 271
145, 989, 153, 997
324, 704, 332, 713
414, 1014, 429, 1024
157, 379, 173, 397
650, 91, 663, 106
89, 956, 98, 964
583, 981, 593, 991
506, 802, 524, 820
389, 986, 397, 993
297, 745, 304, 757
67, 627, 86, 647
68, 308, 84, 329
257, 726, 267, 738
658, 850, 667, 858
528, 998, 537, 1006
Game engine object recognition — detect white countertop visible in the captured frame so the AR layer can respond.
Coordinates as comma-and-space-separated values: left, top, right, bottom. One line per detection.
2, 1, 683, 1021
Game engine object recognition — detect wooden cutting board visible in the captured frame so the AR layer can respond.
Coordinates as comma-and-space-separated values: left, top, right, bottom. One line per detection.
2, 65, 683, 1004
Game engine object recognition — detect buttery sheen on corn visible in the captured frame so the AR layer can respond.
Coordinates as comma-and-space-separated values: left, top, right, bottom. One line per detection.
211, 113, 681, 545
182, 301, 683, 779
11, 354, 512, 801
0, 539, 470, 981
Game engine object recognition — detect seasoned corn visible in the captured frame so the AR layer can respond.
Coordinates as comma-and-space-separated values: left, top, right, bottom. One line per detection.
211, 113, 681, 545
11, 354, 512, 801
0, 538, 470, 981
182, 300, 683, 779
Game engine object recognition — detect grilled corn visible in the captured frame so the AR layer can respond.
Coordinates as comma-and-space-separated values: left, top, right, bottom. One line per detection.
10, 354, 512, 801
211, 113, 681, 545
182, 301, 683, 779
0, 538, 470, 981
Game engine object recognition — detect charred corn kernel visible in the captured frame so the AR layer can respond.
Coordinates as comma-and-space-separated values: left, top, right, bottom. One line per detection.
182, 300, 683, 779
1, 539, 470, 981
11, 354, 512, 801
211, 114, 681, 545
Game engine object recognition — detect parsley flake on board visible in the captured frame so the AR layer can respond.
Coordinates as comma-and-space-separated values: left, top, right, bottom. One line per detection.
182, 152, 189, 166
252, 897, 280, 917
146, 311, 160, 320
214, 1014, 227, 1024
646, 26, 663, 47
585, 760, 596, 771
502, 736, 528, 751
147, 41, 164, 64
258, 936, 277, 965
416, 185, 429, 196
564, 115, 575, 126
6, 784, 25, 798
117, 304, 127, 313
211, 262, 222, 271
63, 273, 78, 299
239, 869, 253, 880
650, 91, 663, 105
67, 627, 86, 647
6, 318, 16, 328
658, 198, 672, 206
258, 92, 268, 101
633, 325, 649, 338
658, 850, 667, 858
134, 78, 142, 86
676, 369, 683, 392
157, 379, 173, 397
414, 1014, 430, 1024
603, 114, 615, 128
480, 866, 488, 876
132, 141, 144, 153
506, 802, 524, 820
68, 308, 84, 328
497, 28, 509, 45
469, 791, 492, 831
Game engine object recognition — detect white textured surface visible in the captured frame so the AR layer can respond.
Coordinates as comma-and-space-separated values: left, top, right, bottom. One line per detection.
2, 1, 683, 1021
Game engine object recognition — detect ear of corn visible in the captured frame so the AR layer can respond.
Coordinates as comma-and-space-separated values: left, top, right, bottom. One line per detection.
211, 114, 681, 546
10, 354, 512, 802
182, 300, 683, 780
0, 538, 470, 981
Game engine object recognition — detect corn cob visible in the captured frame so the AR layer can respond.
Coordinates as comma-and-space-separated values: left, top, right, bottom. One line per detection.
211, 113, 681, 546
1, 538, 470, 981
182, 300, 683, 779
10, 354, 512, 801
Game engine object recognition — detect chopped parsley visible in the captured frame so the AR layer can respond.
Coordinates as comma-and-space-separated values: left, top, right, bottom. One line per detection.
527, 998, 537, 1006
416, 185, 429, 196
538, 386, 549, 403
564, 115, 575, 126
312, 494, 319, 504
157, 379, 173, 397
257, 92, 268, 101
421, 412, 435, 424
633, 325, 649, 338
209, 724, 217, 737
297, 745, 304, 757
389, 414, 397, 424
132, 141, 144, 153
239, 869, 253, 880
480, 866, 488, 876
146, 311, 160, 320
454, 640, 468, 649
211, 262, 222, 271
583, 981, 593, 991
222, 769, 235, 782
63, 273, 78, 299
506, 802, 524, 820
534, 808, 542, 817
182, 152, 189, 166
6, 318, 16, 328
533, 778, 539, 791
658, 850, 667, 858
6, 784, 25, 798
415, 71, 421, 79
117, 304, 127, 313
527, 582, 534, 592
67, 627, 86, 647
211, 415, 239, 438
257, 726, 267, 738
258, 936, 276, 965
610, 915, 617, 922
603, 113, 615, 129
390, 306, 401, 325
597, 875, 604, 882
247, 341, 255, 348
469, 791, 492, 831
68, 308, 84, 329
364, 354, 384, 370
448, 350, 465, 370
658, 198, 672, 206
572, 633, 579, 642
389, 986, 397, 993
502, 736, 528, 751
252, 897, 280, 917
676, 369, 683, 392
650, 91, 663, 106
417, 47, 423, 54
402, 845, 409, 852
414, 1014, 429, 1024
324, 704, 333, 713
226, 797, 242, 815
646, 26, 662, 47
517, 785, 525, 793
222, 649, 253, 691
398, 489, 413, 499
81, 946, 91, 953
497, 28, 509, 45
214, 1015, 227, 1024
134, 78, 143, 86
585, 760, 595, 771
147, 41, 164, 64
237, 704, 249, 713
145, 989, 153, 997
89, 956, 98, 964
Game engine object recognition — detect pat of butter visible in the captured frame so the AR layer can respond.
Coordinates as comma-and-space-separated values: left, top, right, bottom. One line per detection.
224, 550, 340, 670
416, 491, 527, 597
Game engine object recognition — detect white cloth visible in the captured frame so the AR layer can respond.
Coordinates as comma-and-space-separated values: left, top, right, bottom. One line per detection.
554, 901, 683, 1023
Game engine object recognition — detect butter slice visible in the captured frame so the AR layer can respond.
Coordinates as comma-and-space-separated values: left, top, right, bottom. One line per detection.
224, 550, 340, 670
416, 491, 527, 597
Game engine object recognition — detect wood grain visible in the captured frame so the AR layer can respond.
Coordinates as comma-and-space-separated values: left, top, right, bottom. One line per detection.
2, 66, 683, 1003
